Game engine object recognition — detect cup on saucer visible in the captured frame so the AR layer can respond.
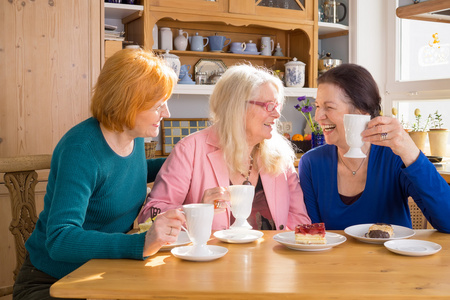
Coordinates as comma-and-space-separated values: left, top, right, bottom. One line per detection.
182, 203, 214, 256
228, 185, 255, 230
343, 114, 371, 158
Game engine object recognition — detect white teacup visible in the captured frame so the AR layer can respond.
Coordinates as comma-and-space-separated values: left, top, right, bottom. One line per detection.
228, 185, 255, 230
343, 114, 371, 158
182, 203, 214, 256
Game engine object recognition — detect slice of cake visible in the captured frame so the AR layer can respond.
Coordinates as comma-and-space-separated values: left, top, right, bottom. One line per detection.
295, 223, 327, 244
365, 223, 394, 238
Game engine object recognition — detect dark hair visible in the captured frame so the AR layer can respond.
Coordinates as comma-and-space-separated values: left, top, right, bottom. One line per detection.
317, 64, 381, 118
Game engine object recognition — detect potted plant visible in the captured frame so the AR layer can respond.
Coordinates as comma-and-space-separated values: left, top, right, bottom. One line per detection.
428, 110, 449, 157
294, 96, 325, 149
408, 109, 431, 153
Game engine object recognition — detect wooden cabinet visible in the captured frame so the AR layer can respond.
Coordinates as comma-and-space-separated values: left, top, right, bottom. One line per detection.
0, 0, 102, 158
127, 0, 318, 88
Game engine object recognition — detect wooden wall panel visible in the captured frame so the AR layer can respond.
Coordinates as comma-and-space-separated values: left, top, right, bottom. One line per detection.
0, 0, 102, 297
0, 0, 102, 158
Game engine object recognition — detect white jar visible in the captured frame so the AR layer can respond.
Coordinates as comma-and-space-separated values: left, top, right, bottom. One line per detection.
161, 50, 180, 78
152, 24, 158, 49
159, 27, 173, 50
284, 57, 305, 87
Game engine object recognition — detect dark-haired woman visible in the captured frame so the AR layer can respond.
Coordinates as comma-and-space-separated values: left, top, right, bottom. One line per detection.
299, 63, 450, 232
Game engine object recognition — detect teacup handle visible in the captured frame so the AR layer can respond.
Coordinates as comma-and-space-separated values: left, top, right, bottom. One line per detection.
186, 64, 191, 72
223, 38, 231, 47
203, 37, 209, 47
241, 42, 246, 51
270, 39, 275, 51
180, 224, 192, 241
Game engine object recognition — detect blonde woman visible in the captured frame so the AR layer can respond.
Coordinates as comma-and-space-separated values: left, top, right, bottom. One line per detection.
14, 49, 185, 300
139, 64, 310, 231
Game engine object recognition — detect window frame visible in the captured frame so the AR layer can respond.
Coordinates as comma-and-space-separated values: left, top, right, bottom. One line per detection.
384, 1, 450, 111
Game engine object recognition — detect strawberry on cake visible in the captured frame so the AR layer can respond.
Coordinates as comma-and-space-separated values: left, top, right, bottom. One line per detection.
295, 223, 327, 244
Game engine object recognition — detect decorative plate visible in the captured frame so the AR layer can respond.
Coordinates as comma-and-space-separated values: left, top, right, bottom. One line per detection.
194, 59, 227, 84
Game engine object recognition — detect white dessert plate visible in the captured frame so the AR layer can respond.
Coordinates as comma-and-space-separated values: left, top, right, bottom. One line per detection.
384, 239, 441, 256
214, 229, 264, 244
344, 224, 415, 244
171, 245, 228, 261
273, 231, 346, 251
160, 231, 191, 251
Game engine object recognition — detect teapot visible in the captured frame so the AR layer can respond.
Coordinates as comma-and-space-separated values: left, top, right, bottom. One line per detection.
188, 33, 209, 52
323, 0, 347, 23
174, 29, 189, 51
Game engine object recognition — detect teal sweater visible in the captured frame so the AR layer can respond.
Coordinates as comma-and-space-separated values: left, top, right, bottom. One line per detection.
25, 118, 165, 279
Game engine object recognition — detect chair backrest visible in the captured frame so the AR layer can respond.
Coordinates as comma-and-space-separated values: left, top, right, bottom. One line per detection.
0, 155, 51, 295
408, 197, 428, 229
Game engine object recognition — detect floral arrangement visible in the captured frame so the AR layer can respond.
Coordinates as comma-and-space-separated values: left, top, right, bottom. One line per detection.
294, 96, 323, 135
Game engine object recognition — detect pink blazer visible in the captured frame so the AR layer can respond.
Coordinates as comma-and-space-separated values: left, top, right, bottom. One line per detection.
139, 127, 310, 231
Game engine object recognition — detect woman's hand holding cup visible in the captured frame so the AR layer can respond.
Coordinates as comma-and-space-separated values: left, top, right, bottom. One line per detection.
201, 186, 230, 213
143, 209, 185, 257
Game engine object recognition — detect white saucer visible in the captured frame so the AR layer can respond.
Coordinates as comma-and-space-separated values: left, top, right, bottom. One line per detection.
160, 231, 191, 251
214, 229, 263, 244
273, 231, 346, 251
344, 224, 415, 244
171, 245, 228, 261
384, 239, 442, 256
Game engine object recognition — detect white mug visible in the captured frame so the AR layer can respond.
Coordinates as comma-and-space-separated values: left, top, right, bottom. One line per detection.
228, 185, 255, 230
343, 114, 371, 158
182, 203, 214, 256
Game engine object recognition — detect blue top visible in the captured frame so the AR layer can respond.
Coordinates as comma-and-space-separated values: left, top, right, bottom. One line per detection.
299, 144, 450, 232
26, 117, 165, 279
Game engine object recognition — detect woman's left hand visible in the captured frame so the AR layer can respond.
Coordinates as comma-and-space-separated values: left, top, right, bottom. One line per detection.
362, 116, 420, 167
143, 209, 185, 257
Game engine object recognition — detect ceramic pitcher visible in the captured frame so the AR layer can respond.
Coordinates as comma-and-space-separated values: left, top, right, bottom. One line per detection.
174, 29, 189, 51
188, 33, 209, 52
261, 37, 274, 56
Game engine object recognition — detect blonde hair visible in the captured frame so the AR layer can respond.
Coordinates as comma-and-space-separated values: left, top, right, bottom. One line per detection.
91, 49, 177, 132
209, 64, 295, 176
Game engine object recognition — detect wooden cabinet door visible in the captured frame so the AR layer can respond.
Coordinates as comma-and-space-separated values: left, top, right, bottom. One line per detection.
0, 0, 102, 157
148, 0, 226, 12
229, 0, 315, 21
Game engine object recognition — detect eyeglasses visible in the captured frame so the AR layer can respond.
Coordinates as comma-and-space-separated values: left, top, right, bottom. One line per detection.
247, 101, 281, 112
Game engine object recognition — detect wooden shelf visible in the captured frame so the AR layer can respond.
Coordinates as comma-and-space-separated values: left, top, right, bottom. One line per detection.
154, 49, 291, 61
318, 22, 349, 39
105, 3, 143, 20
173, 84, 317, 98
396, 0, 450, 24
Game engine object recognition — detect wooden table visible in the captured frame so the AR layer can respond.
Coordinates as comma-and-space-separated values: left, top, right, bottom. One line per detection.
50, 230, 450, 299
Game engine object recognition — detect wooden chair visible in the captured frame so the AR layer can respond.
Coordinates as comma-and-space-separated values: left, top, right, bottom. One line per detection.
408, 197, 429, 229
0, 155, 51, 297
